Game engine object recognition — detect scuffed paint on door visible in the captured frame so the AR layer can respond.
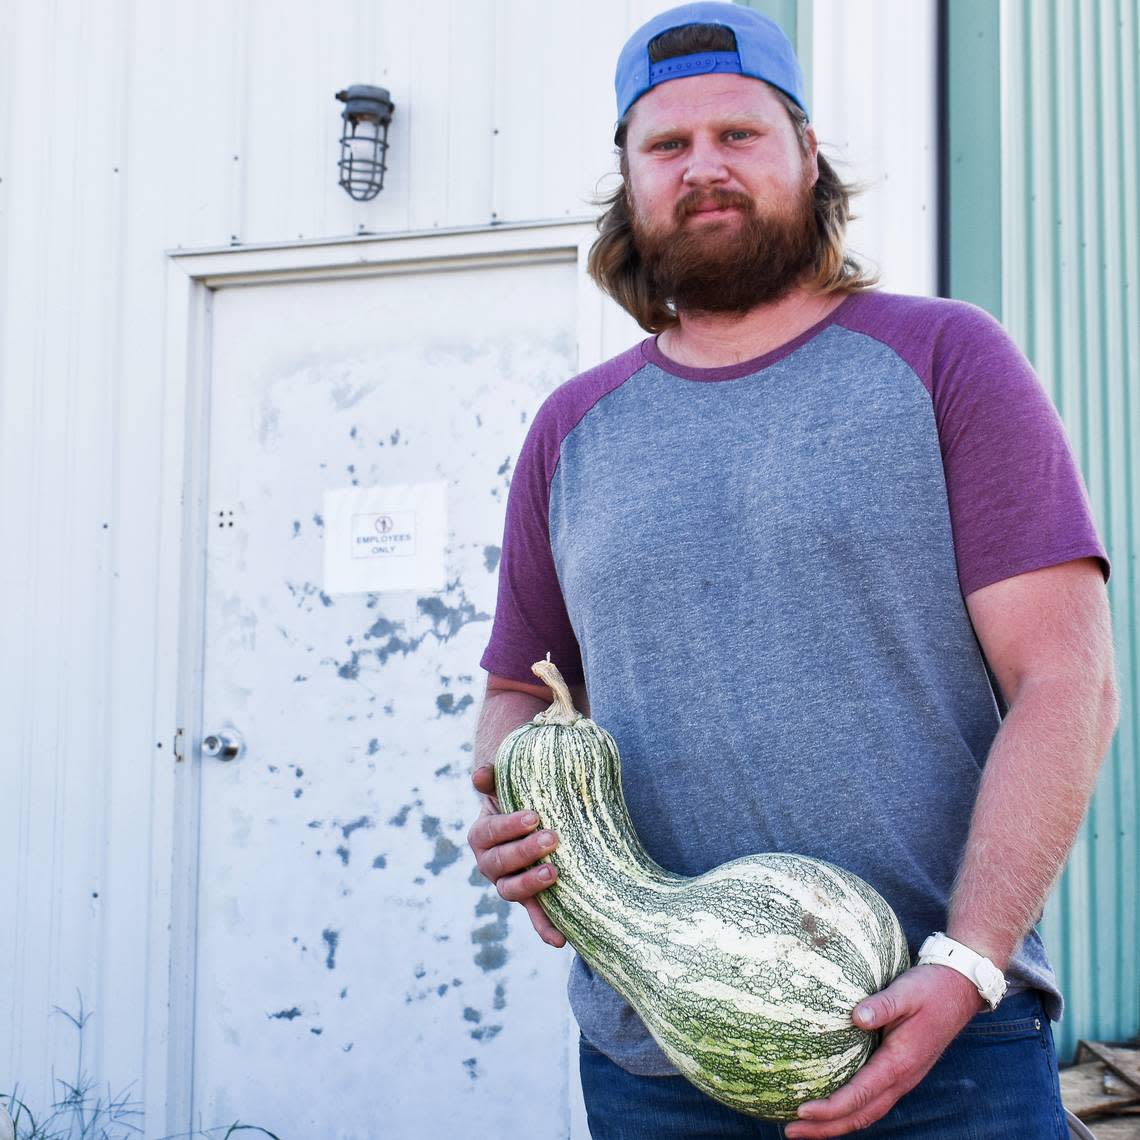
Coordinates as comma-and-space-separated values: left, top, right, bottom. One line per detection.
193, 259, 580, 1138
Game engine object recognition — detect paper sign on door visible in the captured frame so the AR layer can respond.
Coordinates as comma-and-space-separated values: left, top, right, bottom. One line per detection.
323, 481, 447, 593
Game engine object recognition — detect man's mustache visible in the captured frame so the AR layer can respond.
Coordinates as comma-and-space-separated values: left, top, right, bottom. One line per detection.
675, 188, 755, 220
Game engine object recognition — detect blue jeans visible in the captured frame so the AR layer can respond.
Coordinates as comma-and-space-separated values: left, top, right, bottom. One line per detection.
578, 990, 1068, 1139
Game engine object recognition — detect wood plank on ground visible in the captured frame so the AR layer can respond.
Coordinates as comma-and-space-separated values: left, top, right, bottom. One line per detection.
1087, 1116, 1140, 1139
1061, 1060, 1140, 1120
1078, 1043, 1140, 1096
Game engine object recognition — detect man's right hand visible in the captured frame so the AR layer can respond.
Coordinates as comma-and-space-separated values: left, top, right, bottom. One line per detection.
467, 763, 566, 948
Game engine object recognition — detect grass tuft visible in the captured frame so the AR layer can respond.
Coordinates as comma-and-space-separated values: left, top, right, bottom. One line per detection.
1, 995, 279, 1140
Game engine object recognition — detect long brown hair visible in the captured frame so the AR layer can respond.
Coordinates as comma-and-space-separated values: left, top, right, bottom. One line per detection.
587, 23, 878, 333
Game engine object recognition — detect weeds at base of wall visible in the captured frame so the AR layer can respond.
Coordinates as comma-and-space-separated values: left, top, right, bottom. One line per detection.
0, 993, 281, 1140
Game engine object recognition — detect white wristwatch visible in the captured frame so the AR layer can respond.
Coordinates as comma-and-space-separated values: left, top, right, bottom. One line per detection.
917, 932, 1008, 1011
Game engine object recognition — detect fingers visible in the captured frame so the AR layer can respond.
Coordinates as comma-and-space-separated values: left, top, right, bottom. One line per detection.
786, 967, 974, 1138
852, 967, 924, 1027
787, 1060, 925, 1137
785, 1088, 901, 1138
480, 823, 560, 887
468, 807, 551, 863
785, 1043, 918, 1138
466, 800, 560, 896
472, 764, 501, 813
853, 987, 901, 1030
495, 849, 559, 901
467, 764, 564, 948
523, 897, 567, 948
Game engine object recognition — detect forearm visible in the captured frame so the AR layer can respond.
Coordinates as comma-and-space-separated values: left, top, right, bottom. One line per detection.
948, 673, 1119, 968
472, 688, 547, 802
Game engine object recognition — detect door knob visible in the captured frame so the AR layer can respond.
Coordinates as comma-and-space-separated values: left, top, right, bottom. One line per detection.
202, 733, 242, 761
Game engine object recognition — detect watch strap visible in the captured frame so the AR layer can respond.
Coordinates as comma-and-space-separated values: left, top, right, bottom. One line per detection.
917, 932, 1008, 1010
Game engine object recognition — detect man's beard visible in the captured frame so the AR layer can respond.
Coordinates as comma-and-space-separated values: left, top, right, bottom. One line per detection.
628, 172, 818, 315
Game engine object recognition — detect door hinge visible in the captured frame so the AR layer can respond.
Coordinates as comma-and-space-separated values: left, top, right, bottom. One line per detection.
173, 727, 186, 762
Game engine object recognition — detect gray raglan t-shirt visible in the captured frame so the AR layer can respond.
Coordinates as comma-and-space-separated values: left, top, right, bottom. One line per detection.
479, 289, 1110, 1077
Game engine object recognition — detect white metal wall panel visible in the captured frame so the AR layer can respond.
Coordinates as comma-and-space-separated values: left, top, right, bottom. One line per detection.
2, 0, 136, 1108
408, 0, 496, 228
0, 0, 938, 1131
811, 0, 938, 296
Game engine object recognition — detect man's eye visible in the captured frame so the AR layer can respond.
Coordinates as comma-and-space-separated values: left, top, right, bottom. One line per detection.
653, 140, 683, 151
727, 130, 753, 141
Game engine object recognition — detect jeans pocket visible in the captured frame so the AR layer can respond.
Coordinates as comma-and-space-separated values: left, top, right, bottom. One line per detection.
959, 990, 1047, 1039
915, 993, 1067, 1139
959, 1014, 1043, 1039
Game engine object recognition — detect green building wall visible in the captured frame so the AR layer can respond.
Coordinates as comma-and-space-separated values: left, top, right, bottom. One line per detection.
948, 0, 1140, 1060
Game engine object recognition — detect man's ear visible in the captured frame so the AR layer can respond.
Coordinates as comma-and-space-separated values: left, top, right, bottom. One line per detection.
804, 124, 820, 186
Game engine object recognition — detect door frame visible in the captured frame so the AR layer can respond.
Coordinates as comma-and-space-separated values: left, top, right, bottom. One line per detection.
147, 218, 608, 1137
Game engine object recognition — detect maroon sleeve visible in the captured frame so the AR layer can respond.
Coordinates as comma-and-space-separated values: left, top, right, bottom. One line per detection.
928, 303, 1110, 596
479, 397, 585, 686
478, 343, 648, 686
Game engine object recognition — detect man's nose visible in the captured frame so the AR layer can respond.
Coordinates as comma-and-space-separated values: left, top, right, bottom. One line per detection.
682, 141, 729, 186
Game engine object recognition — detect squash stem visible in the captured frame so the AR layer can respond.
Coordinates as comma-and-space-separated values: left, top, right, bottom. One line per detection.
531, 654, 582, 726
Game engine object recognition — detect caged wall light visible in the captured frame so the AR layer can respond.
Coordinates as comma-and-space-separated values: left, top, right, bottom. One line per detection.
335, 85, 395, 200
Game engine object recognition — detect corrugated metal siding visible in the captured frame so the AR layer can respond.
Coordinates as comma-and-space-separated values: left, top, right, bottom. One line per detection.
943, 0, 1003, 312
0, 0, 680, 1115
1000, 0, 1140, 1058
810, 0, 939, 297
738, 0, 815, 116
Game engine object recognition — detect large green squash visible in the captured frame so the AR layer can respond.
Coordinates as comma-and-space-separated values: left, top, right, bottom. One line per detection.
494, 657, 910, 1120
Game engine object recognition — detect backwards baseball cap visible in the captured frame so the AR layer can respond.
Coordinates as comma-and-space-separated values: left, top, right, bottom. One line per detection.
615, 2, 808, 122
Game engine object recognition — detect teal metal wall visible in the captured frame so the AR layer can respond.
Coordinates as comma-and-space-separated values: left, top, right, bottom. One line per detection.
751, 0, 1138, 1059
744, 0, 1137, 1059
738, 0, 812, 105
949, 0, 1139, 1059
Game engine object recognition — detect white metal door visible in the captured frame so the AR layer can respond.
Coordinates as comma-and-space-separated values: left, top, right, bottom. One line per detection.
192, 252, 579, 1138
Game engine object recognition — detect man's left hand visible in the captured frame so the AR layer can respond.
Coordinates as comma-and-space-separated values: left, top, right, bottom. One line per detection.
783, 964, 985, 1138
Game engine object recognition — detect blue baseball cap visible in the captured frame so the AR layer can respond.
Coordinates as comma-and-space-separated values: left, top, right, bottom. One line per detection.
615, 2, 808, 122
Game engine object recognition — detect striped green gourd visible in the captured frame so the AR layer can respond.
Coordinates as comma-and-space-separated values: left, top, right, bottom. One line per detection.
494, 656, 910, 1120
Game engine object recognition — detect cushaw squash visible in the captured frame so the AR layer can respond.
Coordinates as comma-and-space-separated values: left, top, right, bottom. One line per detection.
494, 656, 911, 1120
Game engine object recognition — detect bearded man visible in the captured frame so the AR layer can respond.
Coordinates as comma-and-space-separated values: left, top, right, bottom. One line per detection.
467, 4, 1118, 1138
